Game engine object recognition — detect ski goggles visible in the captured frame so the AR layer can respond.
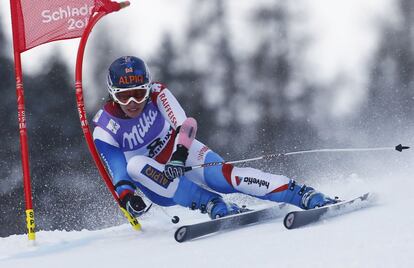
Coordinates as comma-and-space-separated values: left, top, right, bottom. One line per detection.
110, 84, 150, 105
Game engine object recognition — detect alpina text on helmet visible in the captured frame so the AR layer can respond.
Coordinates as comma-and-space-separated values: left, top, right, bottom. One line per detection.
118, 75, 145, 86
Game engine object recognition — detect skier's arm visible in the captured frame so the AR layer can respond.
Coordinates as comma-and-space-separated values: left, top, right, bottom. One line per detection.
150, 82, 196, 149
164, 117, 198, 181
93, 127, 147, 217
93, 127, 136, 198
151, 83, 187, 130
150, 83, 199, 179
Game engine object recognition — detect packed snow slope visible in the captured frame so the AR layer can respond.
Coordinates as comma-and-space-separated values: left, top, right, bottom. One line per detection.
1, 156, 413, 268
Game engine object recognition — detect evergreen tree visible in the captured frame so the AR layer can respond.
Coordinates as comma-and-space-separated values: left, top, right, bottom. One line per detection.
248, 1, 318, 153
177, 0, 244, 157
362, 0, 414, 143
0, 14, 26, 237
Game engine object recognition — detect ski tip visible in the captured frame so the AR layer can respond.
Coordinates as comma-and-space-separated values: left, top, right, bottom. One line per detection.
283, 212, 295, 229
174, 226, 188, 243
395, 144, 410, 152
361, 192, 370, 201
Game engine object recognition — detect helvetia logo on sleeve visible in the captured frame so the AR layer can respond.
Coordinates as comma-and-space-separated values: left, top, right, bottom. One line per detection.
141, 164, 171, 189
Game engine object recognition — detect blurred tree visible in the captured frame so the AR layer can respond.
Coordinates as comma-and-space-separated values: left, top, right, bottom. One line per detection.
0, 43, 117, 237
243, 1, 323, 179
362, 0, 414, 143
24, 55, 118, 233
86, 26, 117, 112
0, 14, 25, 237
150, 34, 215, 144
248, 2, 319, 152
171, 0, 245, 157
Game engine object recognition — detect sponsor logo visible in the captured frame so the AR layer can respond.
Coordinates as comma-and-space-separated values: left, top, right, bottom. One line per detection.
93, 109, 103, 123
123, 110, 158, 149
41, 4, 94, 23
159, 92, 178, 127
100, 153, 114, 178
150, 83, 163, 93
146, 128, 173, 157
106, 119, 120, 134
235, 176, 242, 186
141, 164, 171, 189
125, 67, 133, 74
197, 146, 209, 161
238, 177, 270, 189
118, 75, 144, 85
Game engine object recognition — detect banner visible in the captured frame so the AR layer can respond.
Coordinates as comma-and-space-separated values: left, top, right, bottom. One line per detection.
11, 0, 96, 52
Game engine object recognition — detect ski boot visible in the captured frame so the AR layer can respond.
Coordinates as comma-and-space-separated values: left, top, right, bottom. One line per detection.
281, 180, 340, 210
301, 190, 339, 209
206, 198, 244, 219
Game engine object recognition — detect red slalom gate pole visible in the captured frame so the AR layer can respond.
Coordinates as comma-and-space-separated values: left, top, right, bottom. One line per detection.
10, 0, 36, 241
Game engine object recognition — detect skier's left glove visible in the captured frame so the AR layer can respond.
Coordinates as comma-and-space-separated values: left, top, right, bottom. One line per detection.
164, 144, 189, 181
120, 193, 147, 218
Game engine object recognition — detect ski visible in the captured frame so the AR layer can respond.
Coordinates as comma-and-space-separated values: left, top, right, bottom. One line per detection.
283, 192, 371, 230
174, 204, 286, 243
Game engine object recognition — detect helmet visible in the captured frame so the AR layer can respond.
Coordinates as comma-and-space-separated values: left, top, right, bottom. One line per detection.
107, 56, 152, 105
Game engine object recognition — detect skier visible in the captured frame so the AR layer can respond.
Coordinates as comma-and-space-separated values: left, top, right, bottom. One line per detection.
93, 56, 338, 219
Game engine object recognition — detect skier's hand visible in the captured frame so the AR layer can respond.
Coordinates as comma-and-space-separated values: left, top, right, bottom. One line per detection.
120, 193, 147, 218
164, 160, 186, 181
164, 144, 189, 181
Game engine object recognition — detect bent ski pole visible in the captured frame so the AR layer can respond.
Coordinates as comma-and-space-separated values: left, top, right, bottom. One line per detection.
184, 144, 410, 172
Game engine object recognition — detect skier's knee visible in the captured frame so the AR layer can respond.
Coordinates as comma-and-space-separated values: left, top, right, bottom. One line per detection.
203, 152, 235, 193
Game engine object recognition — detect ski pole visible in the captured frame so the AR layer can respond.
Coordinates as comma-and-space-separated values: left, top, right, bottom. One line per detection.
184, 144, 410, 172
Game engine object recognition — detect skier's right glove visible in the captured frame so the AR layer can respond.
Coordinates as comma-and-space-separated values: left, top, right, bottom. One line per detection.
120, 193, 147, 218
164, 144, 189, 181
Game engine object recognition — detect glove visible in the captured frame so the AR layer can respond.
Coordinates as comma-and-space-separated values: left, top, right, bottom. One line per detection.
164, 160, 186, 181
164, 144, 189, 181
120, 193, 147, 218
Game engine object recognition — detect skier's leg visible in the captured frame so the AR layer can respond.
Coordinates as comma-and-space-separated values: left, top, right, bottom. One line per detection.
187, 147, 337, 209
184, 141, 237, 193
224, 164, 338, 209
127, 155, 240, 218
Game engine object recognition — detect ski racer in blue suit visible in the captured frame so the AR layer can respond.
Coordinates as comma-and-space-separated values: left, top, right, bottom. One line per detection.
93, 56, 338, 219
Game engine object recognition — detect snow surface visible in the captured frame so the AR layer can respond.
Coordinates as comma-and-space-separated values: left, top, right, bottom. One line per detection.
1, 164, 414, 268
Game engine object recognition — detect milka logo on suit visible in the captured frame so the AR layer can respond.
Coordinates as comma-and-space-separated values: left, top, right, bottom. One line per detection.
123, 110, 158, 149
